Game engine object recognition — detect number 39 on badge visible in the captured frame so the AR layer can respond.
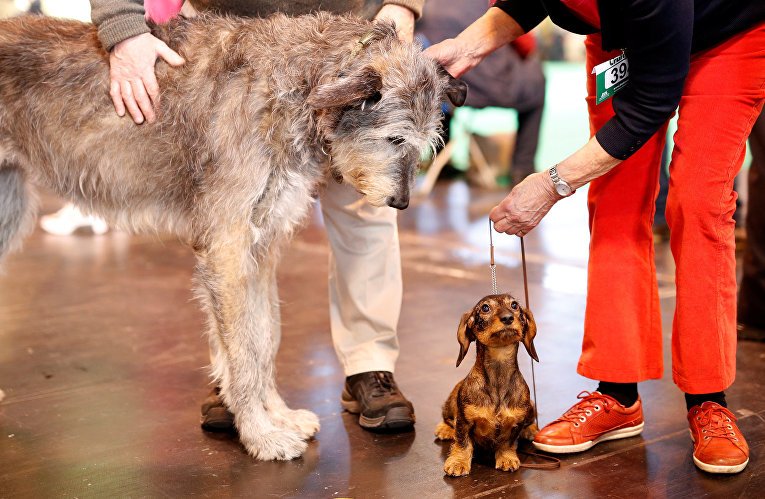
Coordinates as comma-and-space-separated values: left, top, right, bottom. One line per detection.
593, 52, 629, 105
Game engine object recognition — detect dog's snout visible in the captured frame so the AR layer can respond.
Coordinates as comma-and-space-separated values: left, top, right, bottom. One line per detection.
387, 195, 409, 210
500, 314, 514, 325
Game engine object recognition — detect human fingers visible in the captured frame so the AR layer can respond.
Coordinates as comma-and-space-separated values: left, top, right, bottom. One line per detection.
120, 80, 144, 124
109, 79, 126, 117
130, 78, 155, 123
155, 41, 185, 67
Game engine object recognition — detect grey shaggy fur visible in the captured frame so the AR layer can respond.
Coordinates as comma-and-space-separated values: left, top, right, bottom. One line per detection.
0, 12, 463, 460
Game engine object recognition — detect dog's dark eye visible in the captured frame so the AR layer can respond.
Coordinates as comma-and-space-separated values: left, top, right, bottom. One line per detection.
511, 301, 519, 310
361, 91, 382, 110
481, 304, 490, 313
387, 136, 405, 146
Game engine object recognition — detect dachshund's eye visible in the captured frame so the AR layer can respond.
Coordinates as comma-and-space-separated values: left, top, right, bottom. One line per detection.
511, 301, 519, 310
481, 303, 490, 313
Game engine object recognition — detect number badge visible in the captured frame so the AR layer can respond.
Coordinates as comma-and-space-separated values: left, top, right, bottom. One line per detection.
593, 52, 629, 105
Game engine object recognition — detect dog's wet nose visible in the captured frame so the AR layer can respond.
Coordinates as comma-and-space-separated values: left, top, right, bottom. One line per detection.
500, 314, 514, 325
387, 196, 409, 210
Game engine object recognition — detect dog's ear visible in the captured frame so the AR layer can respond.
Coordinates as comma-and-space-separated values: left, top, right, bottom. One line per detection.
436, 63, 468, 107
307, 66, 383, 109
521, 307, 539, 362
456, 311, 476, 367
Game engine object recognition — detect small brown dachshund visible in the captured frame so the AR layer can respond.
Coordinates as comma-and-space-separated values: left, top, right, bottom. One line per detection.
436, 294, 539, 476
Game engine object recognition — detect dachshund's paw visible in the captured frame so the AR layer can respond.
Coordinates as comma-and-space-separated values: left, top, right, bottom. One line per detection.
435, 422, 455, 440
495, 451, 521, 472
520, 423, 539, 441
444, 456, 471, 476
240, 427, 308, 461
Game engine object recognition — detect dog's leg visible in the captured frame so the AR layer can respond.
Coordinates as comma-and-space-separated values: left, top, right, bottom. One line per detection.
434, 421, 455, 440
262, 274, 320, 440
194, 235, 307, 460
519, 422, 539, 441
443, 418, 473, 476
0, 163, 37, 263
495, 440, 521, 472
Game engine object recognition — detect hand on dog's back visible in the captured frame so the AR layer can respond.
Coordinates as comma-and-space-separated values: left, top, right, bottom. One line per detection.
108, 32, 185, 125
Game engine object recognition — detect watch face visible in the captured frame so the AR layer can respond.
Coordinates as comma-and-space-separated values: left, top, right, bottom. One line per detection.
555, 183, 572, 196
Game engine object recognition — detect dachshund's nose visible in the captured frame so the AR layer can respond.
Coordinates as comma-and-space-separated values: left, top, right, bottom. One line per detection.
500, 314, 514, 325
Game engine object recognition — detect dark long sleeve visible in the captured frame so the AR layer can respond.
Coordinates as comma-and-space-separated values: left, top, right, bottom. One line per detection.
596, 0, 693, 159
492, 0, 548, 33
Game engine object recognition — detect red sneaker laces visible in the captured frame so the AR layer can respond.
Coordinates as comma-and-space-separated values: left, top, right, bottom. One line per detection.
555, 391, 613, 427
694, 405, 740, 442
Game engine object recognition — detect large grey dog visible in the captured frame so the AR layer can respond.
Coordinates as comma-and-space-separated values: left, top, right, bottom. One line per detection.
0, 13, 465, 459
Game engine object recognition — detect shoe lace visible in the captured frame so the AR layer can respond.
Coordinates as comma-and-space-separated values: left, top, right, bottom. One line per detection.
693, 405, 740, 442
555, 391, 612, 428
370, 372, 398, 398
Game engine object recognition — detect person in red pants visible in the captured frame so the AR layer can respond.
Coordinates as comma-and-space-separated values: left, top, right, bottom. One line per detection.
426, 0, 764, 474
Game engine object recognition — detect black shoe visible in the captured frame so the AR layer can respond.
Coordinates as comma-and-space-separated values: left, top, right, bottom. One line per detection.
200, 386, 236, 433
341, 371, 415, 431
738, 322, 765, 342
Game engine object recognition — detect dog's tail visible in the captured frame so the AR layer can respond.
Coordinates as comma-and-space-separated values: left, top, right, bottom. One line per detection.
0, 163, 35, 263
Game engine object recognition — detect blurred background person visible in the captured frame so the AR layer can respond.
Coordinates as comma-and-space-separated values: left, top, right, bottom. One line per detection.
416, 0, 545, 185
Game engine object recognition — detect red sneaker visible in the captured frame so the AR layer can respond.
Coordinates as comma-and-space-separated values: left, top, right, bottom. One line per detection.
533, 391, 644, 453
688, 402, 749, 473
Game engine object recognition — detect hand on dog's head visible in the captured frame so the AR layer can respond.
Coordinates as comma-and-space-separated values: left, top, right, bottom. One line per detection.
455, 294, 538, 367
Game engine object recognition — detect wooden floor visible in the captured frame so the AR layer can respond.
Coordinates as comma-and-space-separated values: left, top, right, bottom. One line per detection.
1, 182, 764, 498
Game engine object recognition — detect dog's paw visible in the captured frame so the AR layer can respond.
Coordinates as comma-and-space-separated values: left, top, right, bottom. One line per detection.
289, 409, 321, 439
434, 422, 455, 441
520, 423, 539, 441
240, 428, 308, 461
444, 456, 471, 476
495, 452, 521, 472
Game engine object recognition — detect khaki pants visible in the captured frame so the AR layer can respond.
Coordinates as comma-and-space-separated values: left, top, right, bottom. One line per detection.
321, 180, 402, 376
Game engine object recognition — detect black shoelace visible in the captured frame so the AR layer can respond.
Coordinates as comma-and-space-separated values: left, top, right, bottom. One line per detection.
370, 372, 398, 398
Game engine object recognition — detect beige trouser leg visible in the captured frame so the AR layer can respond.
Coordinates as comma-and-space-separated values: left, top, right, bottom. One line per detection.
320, 180, 402, 376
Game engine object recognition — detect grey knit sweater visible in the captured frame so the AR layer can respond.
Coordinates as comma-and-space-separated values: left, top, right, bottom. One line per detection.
90, 0, 425, 50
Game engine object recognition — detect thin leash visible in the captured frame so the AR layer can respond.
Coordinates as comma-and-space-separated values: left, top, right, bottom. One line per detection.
488, 219, 560, 470
488, 219, 538, 428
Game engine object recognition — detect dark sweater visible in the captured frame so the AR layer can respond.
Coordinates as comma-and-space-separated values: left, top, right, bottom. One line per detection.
494, 0, 765, 160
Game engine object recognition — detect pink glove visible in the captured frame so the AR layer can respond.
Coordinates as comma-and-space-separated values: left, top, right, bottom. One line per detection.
144, 0, 184, 23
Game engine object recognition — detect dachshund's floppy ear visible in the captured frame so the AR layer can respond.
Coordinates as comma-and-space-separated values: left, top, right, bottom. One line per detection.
456, 311, 476, 367
521, 307, 539, 362
307, 66, 383, 109
436, 63, 468, 107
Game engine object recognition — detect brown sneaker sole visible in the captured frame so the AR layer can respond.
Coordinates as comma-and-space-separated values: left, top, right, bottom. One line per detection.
200, 406, 236, 433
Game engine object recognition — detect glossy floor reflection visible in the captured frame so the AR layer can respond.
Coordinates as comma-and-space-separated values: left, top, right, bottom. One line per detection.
1, 182, 763, 498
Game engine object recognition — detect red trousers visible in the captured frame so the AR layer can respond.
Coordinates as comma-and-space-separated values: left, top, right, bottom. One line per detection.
578, 23, 765, 394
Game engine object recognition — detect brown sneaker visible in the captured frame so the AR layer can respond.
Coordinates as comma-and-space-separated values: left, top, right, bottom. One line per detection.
341, 371, 415, 432
533, 391, 644, 453
688, 402, 749, 473
200, 386, 236, 433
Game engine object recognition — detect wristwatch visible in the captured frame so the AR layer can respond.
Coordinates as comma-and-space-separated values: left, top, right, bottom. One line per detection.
549, 165, 575, 197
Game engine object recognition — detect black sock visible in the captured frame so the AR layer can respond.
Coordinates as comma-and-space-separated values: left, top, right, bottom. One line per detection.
685, 392, 727, 411
597, 381, 638, 407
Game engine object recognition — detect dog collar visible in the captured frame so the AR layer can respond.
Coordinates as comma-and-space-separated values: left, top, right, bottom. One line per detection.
350, 32, 375, 58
